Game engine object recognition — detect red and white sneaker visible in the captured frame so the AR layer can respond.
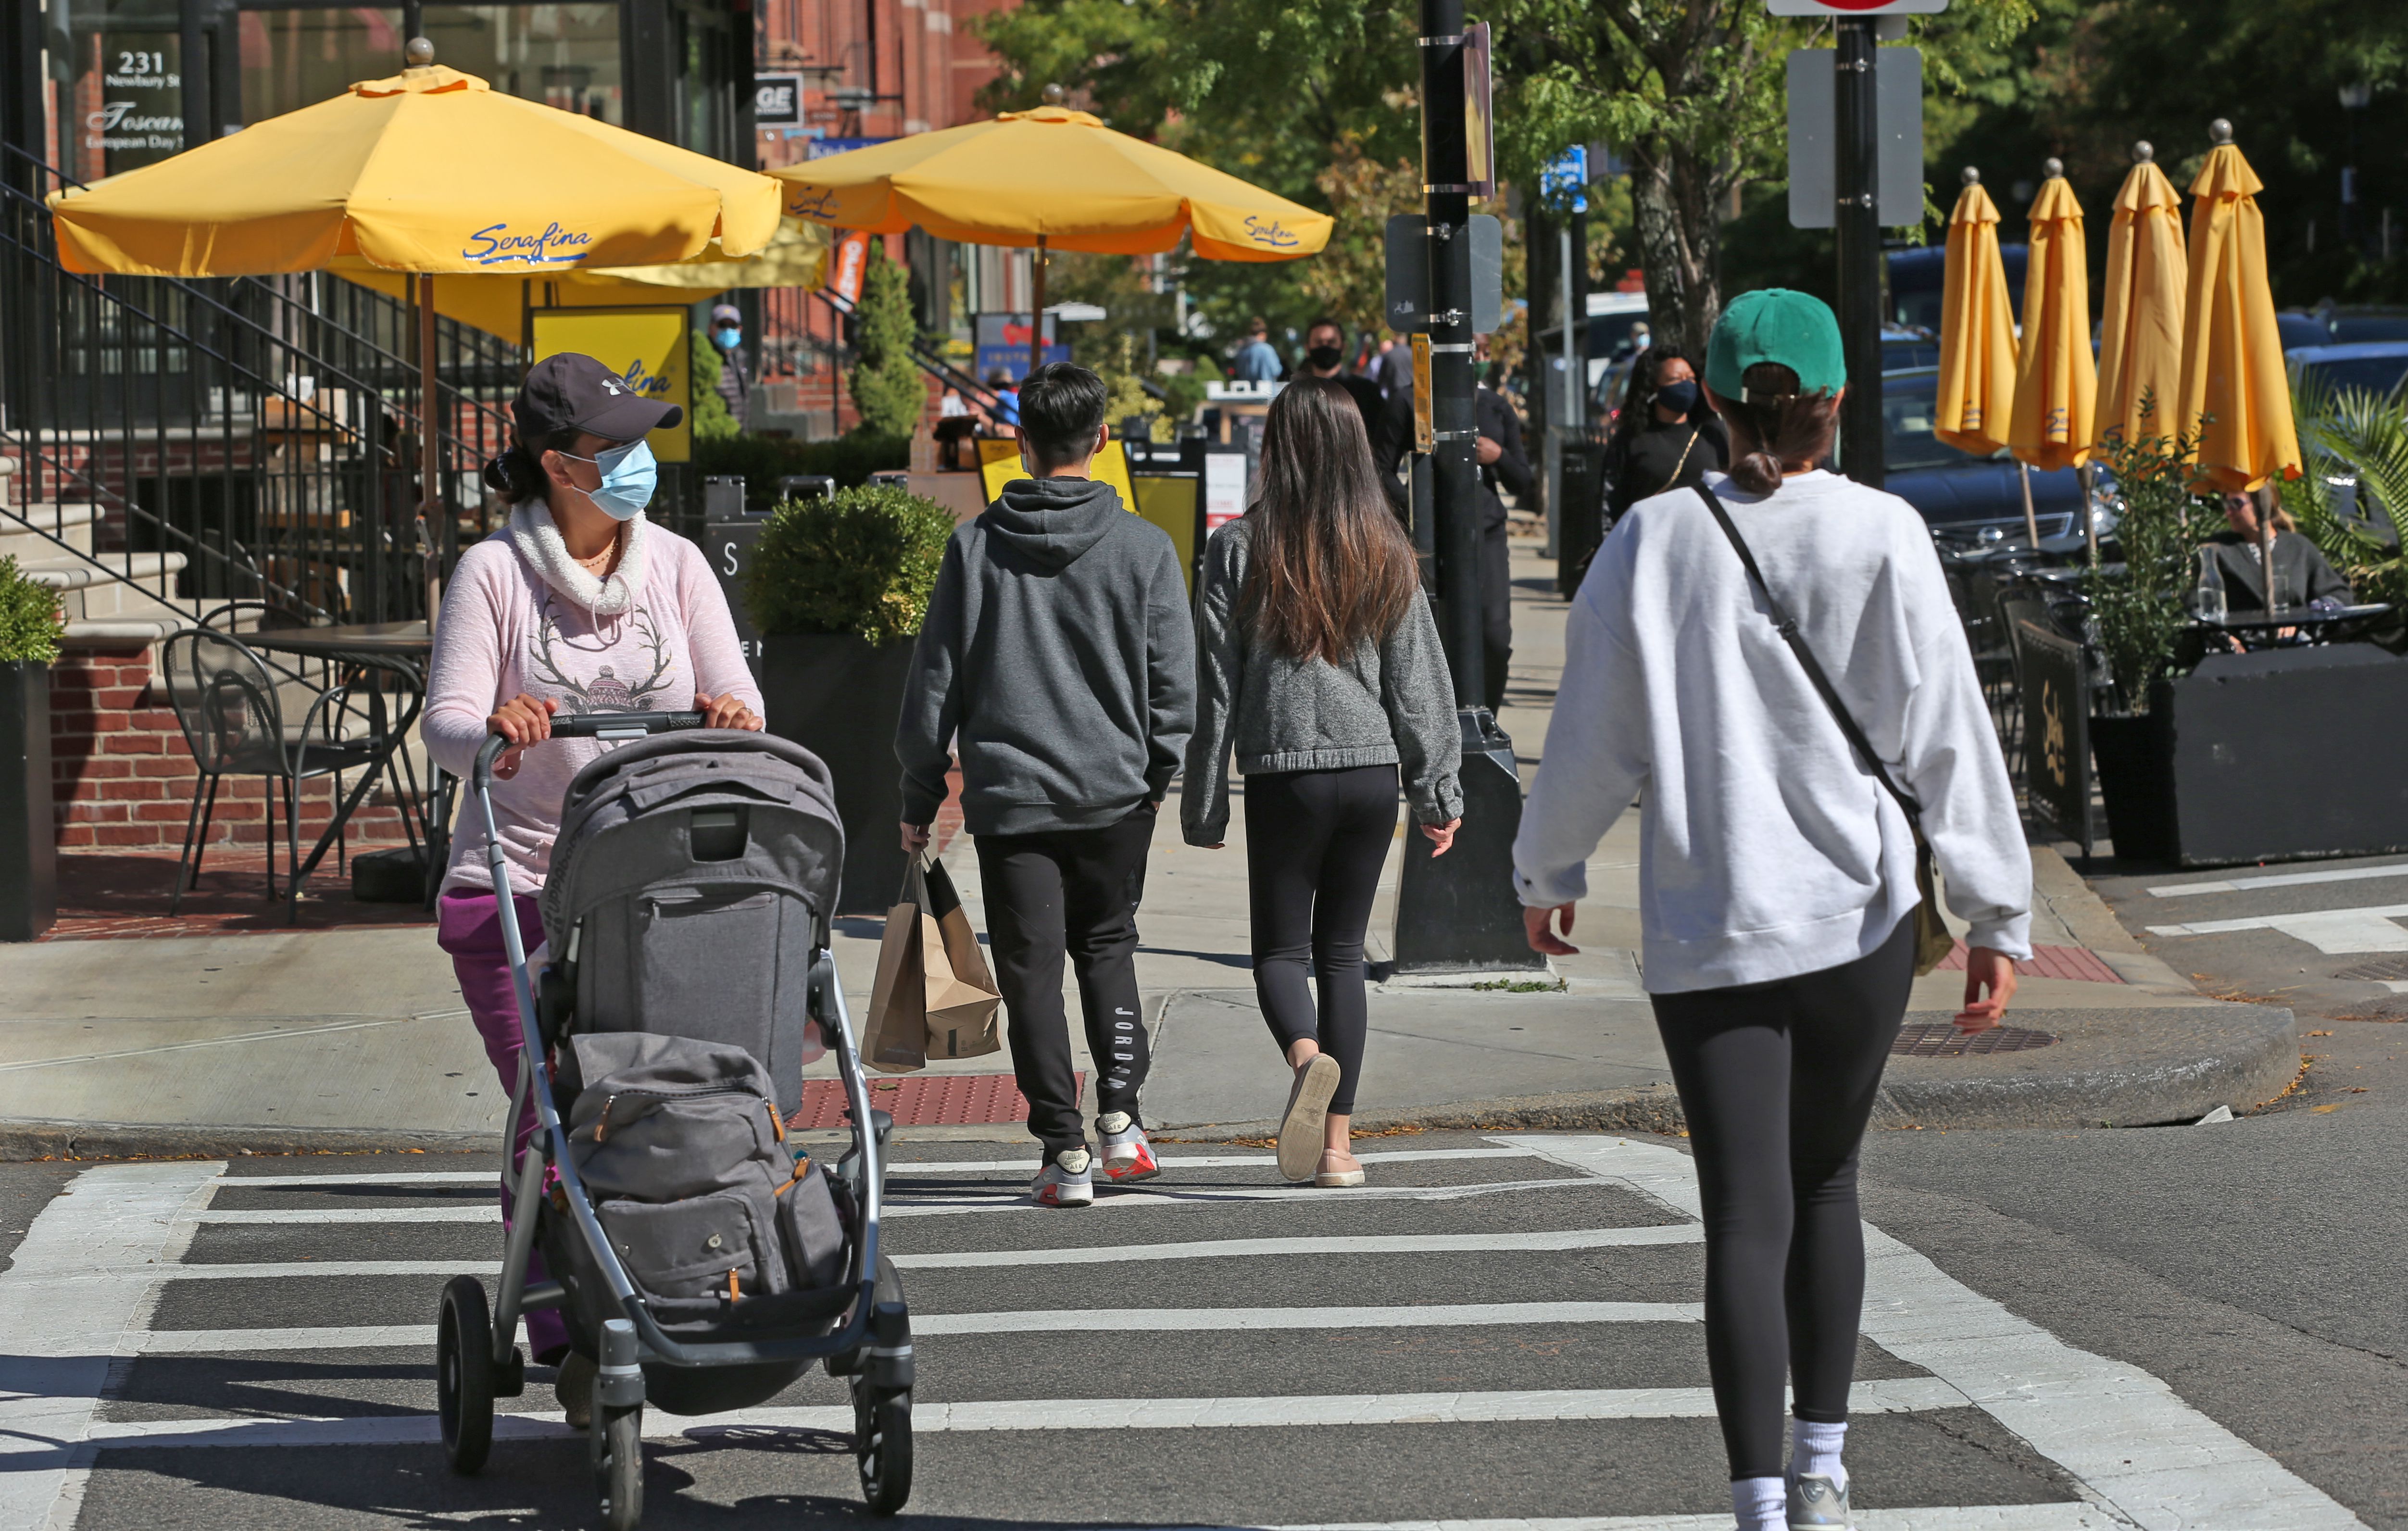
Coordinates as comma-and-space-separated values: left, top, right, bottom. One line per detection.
1097, 1113, 1160, 1182
1031, 1148, 1094, 1208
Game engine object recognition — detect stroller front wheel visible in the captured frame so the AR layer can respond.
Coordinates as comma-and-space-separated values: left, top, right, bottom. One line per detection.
853, 1377, 913, 1516
436, 1276, 497, 1475
591, 1400, 643, 1531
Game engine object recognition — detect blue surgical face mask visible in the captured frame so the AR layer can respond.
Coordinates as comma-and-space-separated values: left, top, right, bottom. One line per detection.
562, 439, 657, 521
714, 326, 742, 350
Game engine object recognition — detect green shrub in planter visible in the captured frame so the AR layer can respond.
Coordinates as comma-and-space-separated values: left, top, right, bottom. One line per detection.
0, 555, 63, 665
746, 485, 954, 644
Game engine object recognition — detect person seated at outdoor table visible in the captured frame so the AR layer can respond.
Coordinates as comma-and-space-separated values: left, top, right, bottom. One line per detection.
423, 351, 763, 1431
2202, 485, 2350, 616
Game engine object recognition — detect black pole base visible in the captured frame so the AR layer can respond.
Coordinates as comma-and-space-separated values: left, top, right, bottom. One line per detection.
1392, 708, 1548, 974
0, 662, 57, 943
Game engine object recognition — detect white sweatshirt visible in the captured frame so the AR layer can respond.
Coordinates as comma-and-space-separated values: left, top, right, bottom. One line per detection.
1513, 469, 2032, 993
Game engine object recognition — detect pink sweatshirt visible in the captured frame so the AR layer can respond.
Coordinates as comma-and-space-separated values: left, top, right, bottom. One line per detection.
425, 503, 764, 895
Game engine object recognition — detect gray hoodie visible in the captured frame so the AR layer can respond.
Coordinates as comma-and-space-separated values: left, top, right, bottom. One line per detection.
896, 477, 1196, 837
1182, 515, 1463, 846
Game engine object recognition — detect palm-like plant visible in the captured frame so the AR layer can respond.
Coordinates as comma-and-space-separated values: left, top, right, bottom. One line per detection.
2285, 378, 2408, 615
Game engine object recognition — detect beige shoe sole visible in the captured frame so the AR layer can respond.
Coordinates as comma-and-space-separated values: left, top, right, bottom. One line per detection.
1276, 1055, 1342, 1182
1314, 1165, 1366, 1188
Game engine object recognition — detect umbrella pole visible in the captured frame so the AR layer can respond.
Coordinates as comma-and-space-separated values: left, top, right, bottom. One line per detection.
2078, 461, 2100, 565
2257, 486, 2279, 611
1030, 235, 1047, 382
420, 273, 443, 629
2019, 461, 2041, 548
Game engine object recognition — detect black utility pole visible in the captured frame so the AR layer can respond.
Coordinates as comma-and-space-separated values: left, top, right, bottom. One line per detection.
180, 0, 210, 151
1420, 0, 1481, 708
1833, 18, 1883, 488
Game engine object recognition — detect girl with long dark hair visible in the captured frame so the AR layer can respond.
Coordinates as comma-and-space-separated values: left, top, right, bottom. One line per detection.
1184, 378, 1463, 1186
1605, 346, 1728, 523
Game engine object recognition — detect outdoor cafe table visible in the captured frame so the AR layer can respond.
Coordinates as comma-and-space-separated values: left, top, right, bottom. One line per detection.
2190, 602, 2395, 650
239, 620, 445, 906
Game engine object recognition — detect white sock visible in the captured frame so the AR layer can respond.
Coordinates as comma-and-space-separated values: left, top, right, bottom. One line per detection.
1097, 1112, 1131, 1134
1055, 1147, 1091, 1174
1792, 1418, 1848, 1489
1732, 1475, 1786, 1531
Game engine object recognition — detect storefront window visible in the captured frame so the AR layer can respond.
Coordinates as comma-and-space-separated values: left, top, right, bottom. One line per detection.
238, 5, 623, 126
59, 0, 188, 183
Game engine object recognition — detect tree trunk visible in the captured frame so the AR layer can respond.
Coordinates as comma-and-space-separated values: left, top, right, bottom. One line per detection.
1629, 143, 1723, 357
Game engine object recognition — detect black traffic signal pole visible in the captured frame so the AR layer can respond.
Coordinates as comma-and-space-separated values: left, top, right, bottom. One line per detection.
1834, 18, 1883, 488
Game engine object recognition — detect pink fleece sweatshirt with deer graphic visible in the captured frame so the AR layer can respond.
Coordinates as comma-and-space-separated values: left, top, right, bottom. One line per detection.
424, 517, 763, 896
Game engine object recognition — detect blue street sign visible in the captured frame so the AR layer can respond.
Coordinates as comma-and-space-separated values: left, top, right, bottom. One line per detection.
1541, 146, 1589, 214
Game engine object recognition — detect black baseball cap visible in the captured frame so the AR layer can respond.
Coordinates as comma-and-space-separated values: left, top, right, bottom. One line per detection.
513, 352, 683, 444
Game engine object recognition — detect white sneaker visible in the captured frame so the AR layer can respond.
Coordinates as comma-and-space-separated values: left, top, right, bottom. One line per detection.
1096, 1113, 1159, 1182
1031, 1147, 1094, 1208
1788, 1474, 1853, 1530
1277, 1055, 1341, 1182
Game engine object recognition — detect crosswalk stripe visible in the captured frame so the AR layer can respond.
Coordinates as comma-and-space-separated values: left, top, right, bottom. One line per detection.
139, 1326, 439, 1353
890, 1148, 1539, 1174
154, 1261, 504, 1280
194, 1207, 498, 1225
211, 1173, 495, 1188
1097, 1515, 2119, 1531
891, 1226, 1702, 1269
2147, 860, 2408, 898
888, 1176, 1610, 1217
2145, 903, 2408, 954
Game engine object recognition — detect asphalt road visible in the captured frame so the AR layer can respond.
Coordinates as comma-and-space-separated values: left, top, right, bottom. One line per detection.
0, 1131, 2380, 1531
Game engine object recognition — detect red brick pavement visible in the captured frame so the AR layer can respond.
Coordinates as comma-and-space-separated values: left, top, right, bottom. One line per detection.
1935, 939, 2124, 983
41, 851, 432, 941
787, 1070, 1071, 1130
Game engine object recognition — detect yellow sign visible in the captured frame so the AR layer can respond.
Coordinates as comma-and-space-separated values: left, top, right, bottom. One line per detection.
1411, 333, 1434, 452
530, 306, 693, 464
976, 436, 1140, 521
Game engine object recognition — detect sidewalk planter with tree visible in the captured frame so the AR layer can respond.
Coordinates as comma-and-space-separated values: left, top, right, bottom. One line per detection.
2083, 415, 2195, 861
0, 556, 62, 941
749, 484, 954, 913
849, 243, 926, 440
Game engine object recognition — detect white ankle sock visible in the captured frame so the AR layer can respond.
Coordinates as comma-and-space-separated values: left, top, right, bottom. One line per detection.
1792, 1418, 1848, 1489
1097, 1112, 1131, 1134
1732, 1475, 1786, 1530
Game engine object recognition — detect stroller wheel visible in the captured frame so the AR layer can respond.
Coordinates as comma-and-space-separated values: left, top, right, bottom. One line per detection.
852, 1377, 913, 1516
590, 1401, 643, 1531
436, 1276, 496, 1475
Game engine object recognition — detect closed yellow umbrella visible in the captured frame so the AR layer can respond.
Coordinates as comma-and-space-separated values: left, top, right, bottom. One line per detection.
2007, 162, 2096, 474
775, 102, 1331, 373
2095, 143, 2187, 448
2175, 121, 2301, 500
1935, 171, 2019, 457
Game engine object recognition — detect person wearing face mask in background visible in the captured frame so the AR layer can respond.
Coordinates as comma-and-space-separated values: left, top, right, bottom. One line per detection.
1471, 339, 1531, 717
1302, 316, 1406, 516
424, 352, 764, 1428
1605, 347, 1727, 527
707, 302, 750, 426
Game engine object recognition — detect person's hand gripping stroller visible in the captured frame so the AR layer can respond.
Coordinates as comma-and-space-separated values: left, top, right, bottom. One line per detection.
486, 690, 764, 779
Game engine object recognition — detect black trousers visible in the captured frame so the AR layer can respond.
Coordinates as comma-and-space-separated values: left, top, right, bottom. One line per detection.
1481, 522, 1512, 716
975, 806, 1157, 1158
1648, 915, 1916, 1481
1244, 766, 1397, 1117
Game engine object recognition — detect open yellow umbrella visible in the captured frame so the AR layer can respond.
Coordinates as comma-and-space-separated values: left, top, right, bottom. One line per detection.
1935, 169, 2024, 536
773, 102, 1331, 373
2176, 120, 2301, 502
2095, 142, 2187, 449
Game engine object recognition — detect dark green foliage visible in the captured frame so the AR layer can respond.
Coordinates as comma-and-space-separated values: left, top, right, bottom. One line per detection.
0, 556, 62, 665
2088, 403, 2205, 714
691, 430, 912, 513
746, 485, 955, 643
850, 245, 926, 439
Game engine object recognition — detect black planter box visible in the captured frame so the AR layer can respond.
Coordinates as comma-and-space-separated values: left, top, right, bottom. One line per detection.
0, 662, 57, 942
760, 633, 917, 916
2093, 646, 2408, 866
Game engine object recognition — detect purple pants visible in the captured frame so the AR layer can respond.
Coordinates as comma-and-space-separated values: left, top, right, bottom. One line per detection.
436, 886, 569, 1362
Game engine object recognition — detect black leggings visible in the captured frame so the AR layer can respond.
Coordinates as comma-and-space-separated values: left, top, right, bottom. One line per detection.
1648, 914, 1916, 1481
1243, 765, 1398, 1116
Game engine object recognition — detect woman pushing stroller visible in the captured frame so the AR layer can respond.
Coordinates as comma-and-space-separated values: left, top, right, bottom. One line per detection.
423, 352, 763, 1424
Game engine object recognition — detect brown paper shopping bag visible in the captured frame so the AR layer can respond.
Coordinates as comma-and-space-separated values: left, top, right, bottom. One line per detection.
863, 855, 1003, 1073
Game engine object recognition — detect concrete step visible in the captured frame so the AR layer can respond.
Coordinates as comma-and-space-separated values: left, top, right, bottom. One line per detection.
62, 615, 184, 650
0, 502, 103, 558
19, 551, 194, 626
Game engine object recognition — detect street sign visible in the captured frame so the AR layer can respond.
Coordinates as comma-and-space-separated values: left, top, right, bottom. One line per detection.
531, 307, 692, 464
1384, 213, 1505, 335
754, 75, 802, 126
1766, 0, 1947, 13
1462, 23, 1495, 199
1540, 146, 1589, 214
1786, 47, 1924, 228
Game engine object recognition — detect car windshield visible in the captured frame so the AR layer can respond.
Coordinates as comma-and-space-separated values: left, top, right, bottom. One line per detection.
1882, 381, 1974, 473
2299, 355, 2408, 398
2331, 315, 2408, 343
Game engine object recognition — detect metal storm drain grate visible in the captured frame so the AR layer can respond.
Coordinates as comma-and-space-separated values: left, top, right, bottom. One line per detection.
1893, 1023, 2062, 1058
2333, 955, 2408, 983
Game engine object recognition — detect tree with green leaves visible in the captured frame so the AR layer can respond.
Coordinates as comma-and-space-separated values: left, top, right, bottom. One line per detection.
849, 243, 926, 439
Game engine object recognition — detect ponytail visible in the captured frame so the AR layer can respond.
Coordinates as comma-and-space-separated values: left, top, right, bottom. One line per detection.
1720, 363, 1839, 495
481, 426, 581, 506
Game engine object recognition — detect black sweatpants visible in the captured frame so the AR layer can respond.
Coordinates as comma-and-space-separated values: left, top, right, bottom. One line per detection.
1647, 914, 1917, 1482
1480, 522, 1512, 717
1243, 766, 1398, 1116
975, 806, 1157, 1159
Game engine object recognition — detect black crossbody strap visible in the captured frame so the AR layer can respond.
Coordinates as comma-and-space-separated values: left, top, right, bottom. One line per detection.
1693, 480, 1925, 827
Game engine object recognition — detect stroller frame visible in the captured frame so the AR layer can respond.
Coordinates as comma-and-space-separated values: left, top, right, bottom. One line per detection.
438, 714, 912, 1527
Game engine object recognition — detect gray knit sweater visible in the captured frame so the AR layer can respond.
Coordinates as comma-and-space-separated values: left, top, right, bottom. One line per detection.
1182, 515, 1463, 846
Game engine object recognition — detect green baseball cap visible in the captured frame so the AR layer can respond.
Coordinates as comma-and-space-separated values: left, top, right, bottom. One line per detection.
1705, 288, 1846, 401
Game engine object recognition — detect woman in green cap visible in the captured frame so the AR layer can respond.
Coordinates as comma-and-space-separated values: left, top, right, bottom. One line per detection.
1511, 289, 2032, 1531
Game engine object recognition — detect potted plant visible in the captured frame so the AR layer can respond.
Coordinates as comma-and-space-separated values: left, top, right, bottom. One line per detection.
0, 555, 63, 941
747, 484, 954, 914
2083, 410, 2200, 861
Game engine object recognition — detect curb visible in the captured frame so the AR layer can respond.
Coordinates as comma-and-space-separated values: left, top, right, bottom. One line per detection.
0, 1120, 491, 1162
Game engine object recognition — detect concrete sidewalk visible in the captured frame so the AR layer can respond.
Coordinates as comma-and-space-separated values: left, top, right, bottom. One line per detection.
0, 538, 2297, 1156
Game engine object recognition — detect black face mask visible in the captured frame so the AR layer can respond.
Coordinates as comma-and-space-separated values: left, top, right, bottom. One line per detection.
1305, 344, 1344, 371
1654, 378, 1701, 417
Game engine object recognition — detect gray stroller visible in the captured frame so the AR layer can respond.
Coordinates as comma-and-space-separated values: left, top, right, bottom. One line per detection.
436, 713, 913, 1529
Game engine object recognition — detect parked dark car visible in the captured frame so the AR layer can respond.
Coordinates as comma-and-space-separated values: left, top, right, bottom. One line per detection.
2281, 304, 2408, 346
1882, 366, 2092, 545
1888, 244, 2027, 333
2287, 341, 2408, 400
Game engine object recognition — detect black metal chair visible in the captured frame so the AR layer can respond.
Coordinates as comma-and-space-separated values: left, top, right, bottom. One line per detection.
160, 629, 385, 918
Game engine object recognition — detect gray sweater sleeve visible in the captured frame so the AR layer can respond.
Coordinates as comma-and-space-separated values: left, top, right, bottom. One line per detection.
1144, 535, 1198, 803
894, 533, 967, 827
1180, 527, 1242, 845
1381, 588, 1465, 825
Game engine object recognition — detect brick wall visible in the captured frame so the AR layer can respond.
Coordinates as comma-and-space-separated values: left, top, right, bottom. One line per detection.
50, 647, 415, 855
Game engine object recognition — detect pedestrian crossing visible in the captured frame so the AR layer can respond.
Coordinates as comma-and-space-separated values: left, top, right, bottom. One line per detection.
0, 1131, 2368, 1530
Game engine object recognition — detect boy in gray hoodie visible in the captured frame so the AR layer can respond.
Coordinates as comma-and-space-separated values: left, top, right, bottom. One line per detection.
896, 364, 1196, 1206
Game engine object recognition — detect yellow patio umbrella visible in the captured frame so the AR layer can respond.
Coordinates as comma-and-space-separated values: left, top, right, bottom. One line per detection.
2008, 162, 2098, 555
1935, 169, 2025, 536
2095, 142, 2187, 449
47, 39, 782, 607
2176, 121, 2301, 498
774, 101, 1332, 374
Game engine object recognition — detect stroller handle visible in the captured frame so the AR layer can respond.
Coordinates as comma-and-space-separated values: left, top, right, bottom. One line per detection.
472, 711, 708, 789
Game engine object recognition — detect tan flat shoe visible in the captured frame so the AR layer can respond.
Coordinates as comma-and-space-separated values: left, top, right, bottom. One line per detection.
1314, 1150, 1365, 1189
1277, 1055, 1341, 1182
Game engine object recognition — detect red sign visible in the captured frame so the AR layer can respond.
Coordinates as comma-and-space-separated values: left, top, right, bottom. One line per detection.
827, 231, 871, 306
1764, 0, 1947, 13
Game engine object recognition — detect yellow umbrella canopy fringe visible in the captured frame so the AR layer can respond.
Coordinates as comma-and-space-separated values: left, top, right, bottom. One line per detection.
2174, 121, 2301, 494
47, 59, 780, 277
1935, 170, 2019, 458
2095, 143, 2187, 449
2007, 163, 2097, 473
773, 105, 1333, 262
